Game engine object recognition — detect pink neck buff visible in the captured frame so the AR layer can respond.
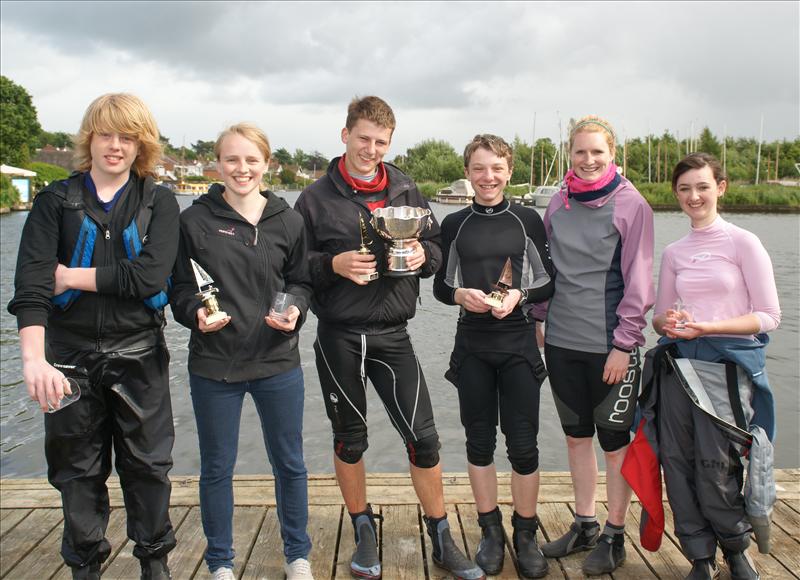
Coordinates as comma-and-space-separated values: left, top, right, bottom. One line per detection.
565, 162, 619, 193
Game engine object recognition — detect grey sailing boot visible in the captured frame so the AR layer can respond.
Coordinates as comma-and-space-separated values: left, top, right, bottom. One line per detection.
722, 549, 759, 580
686, 557, 720, 580
582, 524, 626, 576
541, 517, 600, 558
140, 556, 172, 580
424, 515, 486, 580
511, 512, 548, 579
350, 505, 382, 579
475, 508, 505, 575
71, 563, 101, 580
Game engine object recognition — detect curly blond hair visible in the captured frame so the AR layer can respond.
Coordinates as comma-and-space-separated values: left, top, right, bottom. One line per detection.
73, 93, 163, 178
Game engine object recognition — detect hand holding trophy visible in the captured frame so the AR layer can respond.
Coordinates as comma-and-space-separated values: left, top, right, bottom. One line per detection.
484, 258, 513, 308
191, 258, 228, 325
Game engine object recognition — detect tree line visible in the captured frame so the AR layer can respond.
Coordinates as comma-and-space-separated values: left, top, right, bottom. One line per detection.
2, 75, 797, 193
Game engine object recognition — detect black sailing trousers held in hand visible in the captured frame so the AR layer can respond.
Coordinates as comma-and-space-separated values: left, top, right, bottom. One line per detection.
44, 341, 176, 569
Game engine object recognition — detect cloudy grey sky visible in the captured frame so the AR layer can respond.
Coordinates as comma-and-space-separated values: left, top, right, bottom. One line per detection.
1, 1, 797, 159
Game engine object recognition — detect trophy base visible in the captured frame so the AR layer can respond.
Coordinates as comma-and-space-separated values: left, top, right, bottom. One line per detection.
484, 293, 505, 308
358, 272, 380, 282
205, 310, 228, 325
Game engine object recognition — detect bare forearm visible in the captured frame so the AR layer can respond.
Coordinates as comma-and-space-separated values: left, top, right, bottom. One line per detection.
19, 325, 46, 362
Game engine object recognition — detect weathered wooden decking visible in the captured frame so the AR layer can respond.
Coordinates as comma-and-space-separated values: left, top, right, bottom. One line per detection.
1, 470, 798, 579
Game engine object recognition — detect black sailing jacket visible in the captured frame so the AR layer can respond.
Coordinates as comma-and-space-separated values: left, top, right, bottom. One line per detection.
294, 158, 442, 333
8, 172, 179, 350
169, 185, 312, 383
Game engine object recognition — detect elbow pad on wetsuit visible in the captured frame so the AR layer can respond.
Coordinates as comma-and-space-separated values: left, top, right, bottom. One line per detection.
406, 433, 441, 468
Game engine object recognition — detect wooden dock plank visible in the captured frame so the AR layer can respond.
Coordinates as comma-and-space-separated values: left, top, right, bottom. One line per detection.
773, 499, 800, 538
189, 505, 268, 578
0, 471, 798, 579
241, 508, 284, 580
381, 504, 425, 580
627, 502, 691, 579
307, 504, 342, 580
0, 509, 31, 539
0, 507, 62, 577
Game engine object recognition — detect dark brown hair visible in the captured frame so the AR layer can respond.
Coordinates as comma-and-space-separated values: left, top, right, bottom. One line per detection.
671, 152, 727, 191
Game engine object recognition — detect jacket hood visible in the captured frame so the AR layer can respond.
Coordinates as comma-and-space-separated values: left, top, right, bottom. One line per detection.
193, 183, 289, 222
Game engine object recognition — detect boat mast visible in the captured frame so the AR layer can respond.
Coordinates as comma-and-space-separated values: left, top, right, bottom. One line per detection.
529, 113, 536, 192
755, 113, 764, 185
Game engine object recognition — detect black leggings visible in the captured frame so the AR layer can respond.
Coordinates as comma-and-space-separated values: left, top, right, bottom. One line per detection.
545, 343, 640, 452
313, 325, 440, 467
457, 350, 543, 474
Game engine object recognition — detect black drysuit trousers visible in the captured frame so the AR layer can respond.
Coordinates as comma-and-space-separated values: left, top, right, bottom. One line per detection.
44, 341, 176, 568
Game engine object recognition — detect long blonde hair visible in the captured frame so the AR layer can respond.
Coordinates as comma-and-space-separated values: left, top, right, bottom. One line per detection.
73, 93, 163, 178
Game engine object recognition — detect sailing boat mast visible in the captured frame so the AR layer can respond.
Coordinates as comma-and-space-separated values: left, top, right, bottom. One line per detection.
529, 113, 537, 192
755, 114, 764, 185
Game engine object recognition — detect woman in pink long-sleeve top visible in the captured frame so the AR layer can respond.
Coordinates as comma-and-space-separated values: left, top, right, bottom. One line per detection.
652, 152, 781, 580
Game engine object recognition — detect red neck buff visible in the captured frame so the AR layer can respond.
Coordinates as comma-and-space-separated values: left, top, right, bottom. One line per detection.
338, 155, 389, 194
565, 162, 618, 193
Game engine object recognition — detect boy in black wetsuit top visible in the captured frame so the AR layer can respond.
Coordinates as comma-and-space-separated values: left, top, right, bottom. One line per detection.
433, 134, 555, 578
8, 94, 178, 580
294, 96, 483, 580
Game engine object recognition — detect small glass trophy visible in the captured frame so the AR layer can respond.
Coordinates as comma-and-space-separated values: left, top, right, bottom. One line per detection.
191, 258, 228, 324
484, 258, 513, 308
357, 213, 380, 282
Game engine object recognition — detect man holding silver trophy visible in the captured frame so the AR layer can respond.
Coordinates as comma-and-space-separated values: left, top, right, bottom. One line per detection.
294, 96, 484, 580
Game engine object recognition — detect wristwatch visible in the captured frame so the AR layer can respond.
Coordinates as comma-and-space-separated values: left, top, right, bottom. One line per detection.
518, 288, 529, 304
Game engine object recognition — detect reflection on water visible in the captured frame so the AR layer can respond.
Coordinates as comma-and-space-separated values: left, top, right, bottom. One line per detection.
2, 194, 798, 477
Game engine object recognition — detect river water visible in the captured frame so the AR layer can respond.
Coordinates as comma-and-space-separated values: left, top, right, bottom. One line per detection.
1, 193, 798, 477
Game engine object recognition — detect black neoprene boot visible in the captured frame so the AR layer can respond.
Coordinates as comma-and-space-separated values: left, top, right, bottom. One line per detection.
424, 515, 486, 580
475, 508, 505, 575
350, 505, 382, 579
511, 512, 549, 579
686, 557, 720, 580
140, 556, 171, 580
722, 549, 759, 580
71, 563, 101, 580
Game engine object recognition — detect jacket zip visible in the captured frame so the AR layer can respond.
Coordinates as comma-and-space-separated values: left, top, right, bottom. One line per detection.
221, 219, 272, 381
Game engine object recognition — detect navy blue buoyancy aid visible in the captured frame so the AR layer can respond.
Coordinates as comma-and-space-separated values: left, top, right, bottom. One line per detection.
51, 173, 170, 311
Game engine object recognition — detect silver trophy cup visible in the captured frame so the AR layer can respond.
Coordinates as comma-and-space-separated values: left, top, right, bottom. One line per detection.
371, 206, 432, 276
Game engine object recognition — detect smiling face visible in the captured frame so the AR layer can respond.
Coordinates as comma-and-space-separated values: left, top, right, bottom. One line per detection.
674, 165, 726, 228
90, 131, 139, 180
217, 133, 268, 198
341, 119, 392, 176
569, 131, 614, 182
465, 146, 512, 206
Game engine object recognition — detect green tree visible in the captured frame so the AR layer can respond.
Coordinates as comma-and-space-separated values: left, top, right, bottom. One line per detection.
273, 148, 292, 165
697, 127, 721, 158
304, 150, 329, 171
36, 130, 73, 149
293, 149, 308, 168
0, 76, 43, 166
27, 161, 69, 190
0, 173, 21, 208
280, 168, 297, 185
398, 140, 463, 183
192, 139, 216, 161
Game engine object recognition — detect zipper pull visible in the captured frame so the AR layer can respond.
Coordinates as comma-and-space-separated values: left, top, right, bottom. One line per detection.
105, 228, 111, 240
253, 226, 259, 246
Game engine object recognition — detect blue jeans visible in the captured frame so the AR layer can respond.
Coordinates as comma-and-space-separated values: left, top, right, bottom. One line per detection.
190, 367, 311, 571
